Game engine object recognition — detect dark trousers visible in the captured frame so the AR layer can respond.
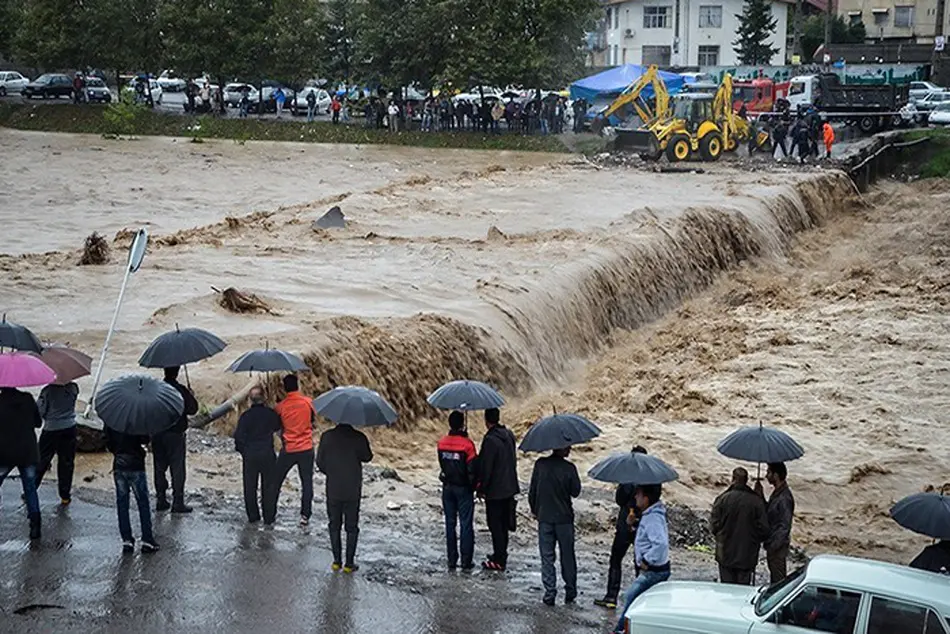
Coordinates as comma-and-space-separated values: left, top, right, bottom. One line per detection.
719, 565, 754, 585
241, 452, 276, 523
114, 470, 153, 543
442, 484, 474, 568
327, 498, 360, 565
773, 135, 788, 158
485, 497, 514, 566
539, 522, 577, 601
273, 449, 314, 519
767, 545, 789, 583
152, 430, 186, 505
36, 427, 77, 501
605, 524, 634, 600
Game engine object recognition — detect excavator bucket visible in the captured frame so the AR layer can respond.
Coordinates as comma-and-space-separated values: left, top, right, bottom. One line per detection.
615, 129, 660, 155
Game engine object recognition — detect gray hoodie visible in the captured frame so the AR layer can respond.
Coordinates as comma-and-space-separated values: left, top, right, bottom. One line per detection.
38, 383, 79, 431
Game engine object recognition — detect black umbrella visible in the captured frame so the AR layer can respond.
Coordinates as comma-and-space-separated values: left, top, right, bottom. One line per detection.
426, 380, 504, 412
0, 314, 43, 353
588, 451, 679, 485
95, 374, 184, 436
226, 348, 308, 373
717, 423, 804, 464
313, 386, 398, 428
138, 325, 227, 368
519, 413, 601, 452
891, 492, 950, 540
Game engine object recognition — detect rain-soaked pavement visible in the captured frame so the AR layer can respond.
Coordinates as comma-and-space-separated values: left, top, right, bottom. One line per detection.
1, 478, 609, 633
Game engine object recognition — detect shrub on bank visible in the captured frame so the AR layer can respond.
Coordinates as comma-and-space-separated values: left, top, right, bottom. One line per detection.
0, 103, 568, 153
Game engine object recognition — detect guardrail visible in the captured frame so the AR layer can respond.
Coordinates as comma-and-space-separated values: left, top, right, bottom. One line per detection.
846, 135, 930, 192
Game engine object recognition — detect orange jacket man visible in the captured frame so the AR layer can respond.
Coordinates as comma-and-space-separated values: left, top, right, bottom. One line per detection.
272, 374, 316, 525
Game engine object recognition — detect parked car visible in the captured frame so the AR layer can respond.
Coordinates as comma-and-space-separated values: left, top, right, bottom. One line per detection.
84, 77, 112, 103
291, 86, 331, 116
123, 78, 163, 104
928, 102, 950, 126
0, 71, 29, 96
913, 91, 950, 123
22, 73, 74, 99
223, 83, 259, 107
157, 70, 187, 92
260, 79, 294, 102
910, 81, 944, 102
620, 555, 950, 634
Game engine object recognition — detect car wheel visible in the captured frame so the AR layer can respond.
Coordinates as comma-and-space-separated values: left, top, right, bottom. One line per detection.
859, 115, 877, 134
0, 86, 6, 97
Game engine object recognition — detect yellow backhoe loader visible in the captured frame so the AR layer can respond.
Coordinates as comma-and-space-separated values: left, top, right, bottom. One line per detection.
589, 65, 670, 136
616, 72, 768, 162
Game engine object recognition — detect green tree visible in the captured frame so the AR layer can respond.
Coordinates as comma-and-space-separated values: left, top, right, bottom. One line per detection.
266, 0, 326, 87
0, 0, 20, 60
733, 0, 779, 65
325, 0, 357, 83
801, 14, 865, 62
14, 0, 92, 69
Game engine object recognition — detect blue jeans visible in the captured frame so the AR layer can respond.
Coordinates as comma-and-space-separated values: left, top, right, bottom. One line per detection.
539, 522, 576, 601
114, 470, 154, 543
614, 569, 671, 632
307, 105, 315, 122
541, 118, 549, 135
0, 464, 40, 516
442, 484, 474, 568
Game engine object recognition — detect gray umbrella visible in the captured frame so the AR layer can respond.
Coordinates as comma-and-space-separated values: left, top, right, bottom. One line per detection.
312, 386, 398, 428
95, 374, 184, 436
891, 492, 950, 540
226, 348, 308, 373
0, 314, 43, 353
139, 326, 227, 368
717, 423, 805, 464
426, 380, 504, 411
588, 451, 679, 485
519, 413, 601, 452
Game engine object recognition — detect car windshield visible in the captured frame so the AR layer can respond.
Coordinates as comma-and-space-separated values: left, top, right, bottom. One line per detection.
35, 74, 53, 84
87, 78, 105, 87
754, 565, 805, 617
937, 103, 950, 112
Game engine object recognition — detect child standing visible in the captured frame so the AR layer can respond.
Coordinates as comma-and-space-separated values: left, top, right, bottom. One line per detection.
106, 427, 159, 553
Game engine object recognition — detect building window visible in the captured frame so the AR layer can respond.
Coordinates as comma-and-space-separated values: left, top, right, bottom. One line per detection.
606, 7, 612, 29
613, 44, 619, 65
643, 6, 672, 28
698, 45, 720, 66
848, 13, 863, 26
872, 9, 889, 25
642, 44, 672, 65
698, 5, 723, 28
894, 5, 913, 27
614, 6, 619, 29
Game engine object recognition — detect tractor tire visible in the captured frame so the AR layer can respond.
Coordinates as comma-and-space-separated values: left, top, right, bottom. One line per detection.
700, 133, 723, 161
724, 136, 739, 153
666, 134, 692, 162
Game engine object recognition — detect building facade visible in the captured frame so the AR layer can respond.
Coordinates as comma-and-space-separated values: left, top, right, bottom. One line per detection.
836, 0, 947, 42
603, 0, 789, 67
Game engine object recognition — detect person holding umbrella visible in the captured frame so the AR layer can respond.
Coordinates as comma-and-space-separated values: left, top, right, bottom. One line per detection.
96, 374, 185, 553
0, 351, 56, 541
233, 386, 281, 524
436, 410, 478, 571
755, 462, 795, 583
153, 366, 198, 513
594, 445, 648, 610
891, 491, 950, 575
528, 446, 581, 605
313, 385, 393, 573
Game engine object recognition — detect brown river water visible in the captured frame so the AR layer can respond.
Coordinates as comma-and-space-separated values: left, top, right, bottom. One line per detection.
1, 128, 946, 567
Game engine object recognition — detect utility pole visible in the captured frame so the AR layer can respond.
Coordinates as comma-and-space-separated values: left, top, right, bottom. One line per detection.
824, 0, 834, 53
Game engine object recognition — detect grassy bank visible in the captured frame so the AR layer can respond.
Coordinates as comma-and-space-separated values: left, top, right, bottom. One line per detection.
905, 128, 950, 178
0, 102, 569, 152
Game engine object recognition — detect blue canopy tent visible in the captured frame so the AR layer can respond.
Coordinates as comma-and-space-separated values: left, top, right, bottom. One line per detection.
569, 65, 686, 103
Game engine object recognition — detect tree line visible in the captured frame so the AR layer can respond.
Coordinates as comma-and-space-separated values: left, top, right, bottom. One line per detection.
0, 0, 600, 90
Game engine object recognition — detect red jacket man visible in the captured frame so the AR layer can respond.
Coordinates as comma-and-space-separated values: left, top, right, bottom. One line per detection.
436, 411, 477, 570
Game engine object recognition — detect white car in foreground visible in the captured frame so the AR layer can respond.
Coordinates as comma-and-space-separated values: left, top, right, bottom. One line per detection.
929, 102, 950, 126
622, 555, 950, 634
0, 71, 29, 95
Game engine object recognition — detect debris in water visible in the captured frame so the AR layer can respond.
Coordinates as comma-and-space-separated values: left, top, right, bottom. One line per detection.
386, 501, 403, 511
79, 232, 110, 265
314, 205, 346, 230
76, 425, 107, 453
216, 287, 272, 314
487, 225, 507, 242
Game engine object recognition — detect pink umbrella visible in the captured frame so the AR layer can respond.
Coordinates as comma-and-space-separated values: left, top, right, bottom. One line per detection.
0, 352, 57, 388
40, 345, 92, 385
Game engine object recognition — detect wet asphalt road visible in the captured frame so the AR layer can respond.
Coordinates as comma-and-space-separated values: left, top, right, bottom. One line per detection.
0, 479, 607, 633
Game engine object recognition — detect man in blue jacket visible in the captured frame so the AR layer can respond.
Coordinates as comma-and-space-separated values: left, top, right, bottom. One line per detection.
614, 484, 671, 634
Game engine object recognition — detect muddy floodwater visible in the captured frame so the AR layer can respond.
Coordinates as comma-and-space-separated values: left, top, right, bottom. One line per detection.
1, 128, 948, 629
